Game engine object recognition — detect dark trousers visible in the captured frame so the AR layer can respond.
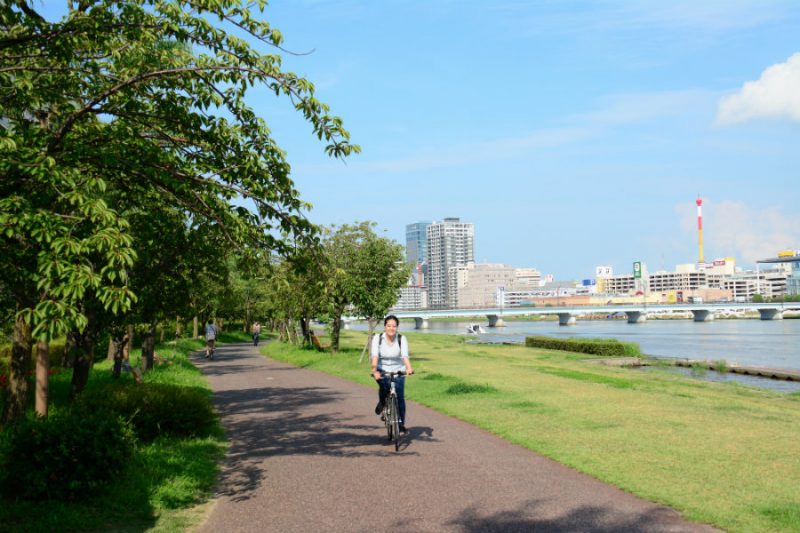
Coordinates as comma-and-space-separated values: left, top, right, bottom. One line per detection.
377, 374, 406, 424
253, 333, 259, 346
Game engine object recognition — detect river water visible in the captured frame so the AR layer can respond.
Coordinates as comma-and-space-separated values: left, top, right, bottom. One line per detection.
352, 317, 800, 392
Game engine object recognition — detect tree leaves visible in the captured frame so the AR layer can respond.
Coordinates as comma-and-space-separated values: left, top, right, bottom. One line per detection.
1, 0, 358, 340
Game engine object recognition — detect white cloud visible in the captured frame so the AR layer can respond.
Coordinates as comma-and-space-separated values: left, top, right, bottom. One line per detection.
679, 200, 800, 265
294, 126, 595, 175
573, 90, 713, 127
716, 53, 800, 125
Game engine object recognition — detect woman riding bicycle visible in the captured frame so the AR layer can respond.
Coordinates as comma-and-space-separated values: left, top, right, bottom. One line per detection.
371, 315, 414, 433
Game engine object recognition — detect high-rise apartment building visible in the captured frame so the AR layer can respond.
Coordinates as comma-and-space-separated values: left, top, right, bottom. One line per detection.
426, 218, 474, 308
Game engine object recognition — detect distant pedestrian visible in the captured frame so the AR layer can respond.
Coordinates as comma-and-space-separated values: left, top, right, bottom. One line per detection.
205, 319, 218, 359
252, 321, 261, 346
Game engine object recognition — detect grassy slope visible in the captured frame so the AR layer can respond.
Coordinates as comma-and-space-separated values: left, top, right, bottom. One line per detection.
265, 330, 800, 533
0, 331, 250, 533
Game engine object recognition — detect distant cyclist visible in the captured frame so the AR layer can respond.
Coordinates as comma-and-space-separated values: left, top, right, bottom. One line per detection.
371, 315, 414, 432
205, 319, 218, 359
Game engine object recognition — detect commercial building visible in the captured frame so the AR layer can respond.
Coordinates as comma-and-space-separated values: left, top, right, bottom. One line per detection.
450, 263, 541, 308
426, 218, 474, 308
405, 221, 431, 287
405, 221, 430, 265
757, 250, 800, 297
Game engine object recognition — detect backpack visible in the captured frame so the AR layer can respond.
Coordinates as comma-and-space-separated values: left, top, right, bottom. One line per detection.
377, 333, 401, 353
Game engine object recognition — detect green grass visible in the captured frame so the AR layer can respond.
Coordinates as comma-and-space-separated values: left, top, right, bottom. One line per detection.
263, 330, 800, 533
0, 331, 250, 532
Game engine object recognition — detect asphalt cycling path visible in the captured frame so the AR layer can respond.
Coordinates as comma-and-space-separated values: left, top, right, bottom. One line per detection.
195, 342, 718, 533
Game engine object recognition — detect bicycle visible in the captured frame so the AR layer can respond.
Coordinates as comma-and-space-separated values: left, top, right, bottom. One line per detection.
378, 370, 407, 451
205, 338, 216, 360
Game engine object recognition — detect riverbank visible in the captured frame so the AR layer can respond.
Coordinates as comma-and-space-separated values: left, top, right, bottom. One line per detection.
265, 330, 800, 533
350, 317, 800, 374
421, 311, 800, 322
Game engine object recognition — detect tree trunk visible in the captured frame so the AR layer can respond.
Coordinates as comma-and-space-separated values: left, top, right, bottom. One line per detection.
62, 333, 75, 369
331, 306, 343, 353
35, 340, 49, 418
193, 316, 198, 338
111, 332, 129, 379
300, 317, 311, 346
359, 318, 378, 363
2, 313, 33, 426
126, 324, 134, 357
68, 327, 96, 400
175, 316, 182, 338
141, 321, 157, 371
159, 324, 165, 344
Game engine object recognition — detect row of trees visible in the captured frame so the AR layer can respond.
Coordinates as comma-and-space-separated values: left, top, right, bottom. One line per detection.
1, 0, 361, 426
261, 222, 410, 355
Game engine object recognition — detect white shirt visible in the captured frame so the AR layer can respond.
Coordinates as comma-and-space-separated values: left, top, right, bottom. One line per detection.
370, 333, 409, 373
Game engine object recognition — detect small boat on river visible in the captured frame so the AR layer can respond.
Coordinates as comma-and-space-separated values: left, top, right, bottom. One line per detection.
466, 324, 485, 334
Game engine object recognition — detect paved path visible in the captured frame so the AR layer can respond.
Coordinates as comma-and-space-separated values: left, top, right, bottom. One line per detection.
195, 342, 718, 533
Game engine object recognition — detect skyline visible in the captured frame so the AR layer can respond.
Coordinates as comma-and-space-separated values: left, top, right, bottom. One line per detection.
38, 2, 800, 279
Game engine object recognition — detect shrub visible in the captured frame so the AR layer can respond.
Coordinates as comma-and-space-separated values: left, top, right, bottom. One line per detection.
75, 382, 216, 442
525, 335, 641, 357
0, 410, 134, 501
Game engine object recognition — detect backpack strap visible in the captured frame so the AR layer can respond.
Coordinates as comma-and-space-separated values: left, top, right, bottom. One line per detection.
376, 333, 402, 356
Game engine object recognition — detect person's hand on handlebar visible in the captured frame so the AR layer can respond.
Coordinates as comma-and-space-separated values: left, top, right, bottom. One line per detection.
372, 369, 381, 380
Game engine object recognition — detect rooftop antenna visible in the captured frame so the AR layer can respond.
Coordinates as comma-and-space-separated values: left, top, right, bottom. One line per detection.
696, 196, 705, 264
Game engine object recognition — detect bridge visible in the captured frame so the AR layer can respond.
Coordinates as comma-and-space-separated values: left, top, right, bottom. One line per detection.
380, 302, 800, 329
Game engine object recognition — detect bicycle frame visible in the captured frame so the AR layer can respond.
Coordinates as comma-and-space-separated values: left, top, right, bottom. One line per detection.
380, 371, 405, 451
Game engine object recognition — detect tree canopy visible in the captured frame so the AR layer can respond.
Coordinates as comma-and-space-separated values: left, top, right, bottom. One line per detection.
1, 0, 359, 422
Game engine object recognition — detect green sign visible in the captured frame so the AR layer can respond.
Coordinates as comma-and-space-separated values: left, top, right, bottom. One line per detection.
633, 261, 642, 279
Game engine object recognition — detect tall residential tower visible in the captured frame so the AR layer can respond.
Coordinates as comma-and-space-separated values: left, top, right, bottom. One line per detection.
426, 218, 474, 308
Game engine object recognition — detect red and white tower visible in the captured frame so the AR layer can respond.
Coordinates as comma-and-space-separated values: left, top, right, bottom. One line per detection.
696, 197, 704, 264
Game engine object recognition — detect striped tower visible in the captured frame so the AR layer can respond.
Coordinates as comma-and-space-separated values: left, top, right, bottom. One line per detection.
696, 197, 704, 264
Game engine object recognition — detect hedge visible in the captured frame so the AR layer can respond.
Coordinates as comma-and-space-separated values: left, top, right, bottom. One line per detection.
0, 340, 68, 371
525, 335, 641, 357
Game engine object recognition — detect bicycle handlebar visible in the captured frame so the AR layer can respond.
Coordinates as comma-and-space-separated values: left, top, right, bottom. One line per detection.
373, 370, 413, 378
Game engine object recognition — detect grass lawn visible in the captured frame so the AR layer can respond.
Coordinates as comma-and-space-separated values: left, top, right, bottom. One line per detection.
264, 330, 800, 533
0, 330, 250, 533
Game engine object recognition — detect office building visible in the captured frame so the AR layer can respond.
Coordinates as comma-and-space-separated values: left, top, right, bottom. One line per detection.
405, 222, 430, 265
405, 221, 430, 287
452, 264, 542, 308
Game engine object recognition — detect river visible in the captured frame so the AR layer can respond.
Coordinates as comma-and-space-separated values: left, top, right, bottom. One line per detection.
351, 317, 800, 392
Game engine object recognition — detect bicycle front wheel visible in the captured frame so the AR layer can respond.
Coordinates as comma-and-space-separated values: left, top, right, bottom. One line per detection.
385, 398, 394, 441
389, 395, 400, 451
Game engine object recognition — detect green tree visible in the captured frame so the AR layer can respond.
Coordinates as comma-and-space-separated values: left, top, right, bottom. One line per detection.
324, 222, 408, 353
1, 0, 357, 422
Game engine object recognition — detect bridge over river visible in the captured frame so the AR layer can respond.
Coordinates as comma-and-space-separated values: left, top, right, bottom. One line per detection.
377, 302, 800, 329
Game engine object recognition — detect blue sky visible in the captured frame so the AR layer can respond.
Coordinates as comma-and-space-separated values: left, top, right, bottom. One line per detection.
258, 0, 800, 280
41, 1, 800, 280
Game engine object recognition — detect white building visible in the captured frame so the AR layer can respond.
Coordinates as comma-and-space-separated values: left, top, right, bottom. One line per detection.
426, 218, 474, 308
452, 263, 542, 308
393, 286, 428, 310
